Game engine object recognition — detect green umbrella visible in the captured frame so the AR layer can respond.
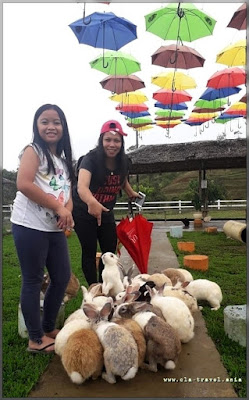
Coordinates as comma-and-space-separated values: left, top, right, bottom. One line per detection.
127, 117, 153, 124
215, 118, 232, 124
90, 50, 141, 75
155, 109, 185, 118
194, 98, 227, 109
145, 3, 216, 42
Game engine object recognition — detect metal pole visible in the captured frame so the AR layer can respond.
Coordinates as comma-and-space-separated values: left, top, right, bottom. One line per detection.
136, 130, 139, 191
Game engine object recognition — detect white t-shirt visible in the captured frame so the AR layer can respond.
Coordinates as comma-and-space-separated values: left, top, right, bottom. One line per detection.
11, 144, 71, 232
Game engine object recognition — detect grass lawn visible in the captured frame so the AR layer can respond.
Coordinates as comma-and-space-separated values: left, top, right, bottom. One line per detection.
2, 230, 247, 398
168, 231, 247, 398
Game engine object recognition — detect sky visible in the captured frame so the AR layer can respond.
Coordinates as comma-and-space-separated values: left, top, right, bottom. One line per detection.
2, 1, 246, 172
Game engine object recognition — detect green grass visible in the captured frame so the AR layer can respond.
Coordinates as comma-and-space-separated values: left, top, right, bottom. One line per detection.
168, 231, 247, 398
2, 231, 247, 397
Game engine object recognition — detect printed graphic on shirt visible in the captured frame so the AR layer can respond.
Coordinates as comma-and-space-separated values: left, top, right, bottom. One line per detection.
93, 174, 121, 204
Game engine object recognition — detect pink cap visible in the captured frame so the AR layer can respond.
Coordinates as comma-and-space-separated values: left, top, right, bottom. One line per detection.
100, 120, 127, 136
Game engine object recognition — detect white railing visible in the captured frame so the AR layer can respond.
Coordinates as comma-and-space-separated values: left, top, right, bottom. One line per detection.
2, 200, 246, 218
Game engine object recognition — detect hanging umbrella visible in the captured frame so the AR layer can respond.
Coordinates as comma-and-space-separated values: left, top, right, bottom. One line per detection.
227, 102, 246, 111
116, 215, 153, 273
200, 86, 241, 101
155, 116, 183, 121
151, 71, 196, 90
155, 109, 185, 118
218, 113, 244, 119
152, 44, 205, 69
145, 3, 216, 42
116, 103, 148, 112
192, 107, 225, 113
133, 125, 154, 132
69, 12, 137, 66
194, 98, 227, 108
127, 117, 153, 125
216, 39, 246, 67
127, 122, 153, 128
110, 91, 148, 104
190, 112, 219, 119
153, 89, 192, 104
215, 117, 234, 124
100, 75, 145, 94
227, 3, 246, 30
239, 94, 247, 103
120, 111, 150, 118
207, 67, 246, 89
156, 120, 182, 128
154, 101, 188, 110
90, 50, 141, 75
225, 109, 246, 117
184, 120, 204, 126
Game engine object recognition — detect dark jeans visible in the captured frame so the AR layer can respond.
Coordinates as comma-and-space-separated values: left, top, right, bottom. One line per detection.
12, 224, 71, 341
73, 216, 117, 285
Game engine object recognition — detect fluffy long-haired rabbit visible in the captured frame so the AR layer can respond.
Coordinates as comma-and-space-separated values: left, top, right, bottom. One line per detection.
55, 318, 90, 356
113, 318, 146, 367
181, 279, 223, 310
101, 252, 124, 297
83, 301, 138, 384
113, 302, 181, 372
162, 285, 198, 313
61, 328, 104, 384
147, 286, 195, 343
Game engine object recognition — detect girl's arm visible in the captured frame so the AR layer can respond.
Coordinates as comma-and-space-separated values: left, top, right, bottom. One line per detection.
77, 168, 109, 226
122, 178, 140, 200
17, 146, 74, 229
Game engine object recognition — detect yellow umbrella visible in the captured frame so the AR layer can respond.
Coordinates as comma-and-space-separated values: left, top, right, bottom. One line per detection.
190, 112, 219, 119
216, 39, 246, 67
110, 91, 148, 104
155, 119, 182, 125
151, 71, 197, 90
228, 101, 246, 111
132, 125, 153, 131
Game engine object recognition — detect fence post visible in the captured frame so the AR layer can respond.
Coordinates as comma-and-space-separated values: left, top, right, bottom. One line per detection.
217, 199, 220, 210
179, 200, 182, 214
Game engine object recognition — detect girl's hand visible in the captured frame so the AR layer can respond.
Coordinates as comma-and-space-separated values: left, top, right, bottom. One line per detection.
87, 199, 109, 226
56, 206, 74, 230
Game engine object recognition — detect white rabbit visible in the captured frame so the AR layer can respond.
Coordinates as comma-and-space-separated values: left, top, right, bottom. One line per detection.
131, 273, 151, 286
113, 302, 181, 372
181, 279, 223, 310
64, 309, 89, 325
81, 284, 108, 310
162, 285, 198, 313
101, 252, 124, 297
178, 268, 194, 282
61, 328, 104, 384
83, 301, 138, 384
55, 318, 90, 356
145, 273, 172, 288
147, 286, 195, 343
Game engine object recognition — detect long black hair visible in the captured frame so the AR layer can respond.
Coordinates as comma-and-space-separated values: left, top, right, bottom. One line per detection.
32, 104, 75, 183
87, 133, 129, 186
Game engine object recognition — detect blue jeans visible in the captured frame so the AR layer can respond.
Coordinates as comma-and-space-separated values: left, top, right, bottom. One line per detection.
12, 224, 71, 341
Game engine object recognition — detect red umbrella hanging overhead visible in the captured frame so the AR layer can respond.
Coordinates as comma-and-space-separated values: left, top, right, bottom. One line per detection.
227, 3, 246, 30
153, 89, 192, 104
152, 44, 205, 69
116, 215, 153, 273
100, 75, 145, 94
207, 67, 246, 89
116, 103, 148, 112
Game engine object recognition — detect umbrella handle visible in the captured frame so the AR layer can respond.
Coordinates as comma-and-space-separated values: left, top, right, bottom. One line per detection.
238, 119, 242, 129
82, 2, 91, 25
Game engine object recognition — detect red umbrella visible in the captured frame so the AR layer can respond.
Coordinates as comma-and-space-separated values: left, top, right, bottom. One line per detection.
116, 215, 153, 273
225, 109, 246, 116
152, 44, 205, 69
207, 67, 246, 89
153, 89, 192, 104
227, 3, 246, 30
100, 75, 145, 94
116, 103, 148, 112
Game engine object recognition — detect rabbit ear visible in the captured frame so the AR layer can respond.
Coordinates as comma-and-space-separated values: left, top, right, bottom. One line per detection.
181, 281, 190, 288
132, 302, 149, 312
83, 303, 98, 320
145, 285, 155, 297
89, 283, 102, 297
100, 302, 113, 319
81, 285, 88, 297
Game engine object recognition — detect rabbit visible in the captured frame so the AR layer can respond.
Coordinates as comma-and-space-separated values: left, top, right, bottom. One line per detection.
115, 283, 141, 304
131, 273, 151, 286
145, 273, 172, 288
147, 286, 195, 343
101, 252, 124, 297
118, 264, 135, 288
135, 280, 156, 302
162, 285, 198, 313
81, 284, 108, 310
162, 268, 187, 286
64, 308, 89, 325
113, 300, 165, 321
178, 268, 194, 282
55, 318, 90, 356
113, 318, 146, 367
61, 328, 104, 384
83, 301, 138, 384
180, 279, 223, 311
40, 272, 80, 303
113, 302, 181, 372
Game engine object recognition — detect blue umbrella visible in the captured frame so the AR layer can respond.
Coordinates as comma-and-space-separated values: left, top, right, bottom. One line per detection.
218, 113, 242, 119
184, 121, 203, 126
200, 86, 241, 101
69, 12, 137, 67
120, 111, 150, 118
154, 102, 188, 110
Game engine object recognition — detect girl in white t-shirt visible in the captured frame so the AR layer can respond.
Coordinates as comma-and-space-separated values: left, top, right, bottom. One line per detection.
11, 104, 75, 354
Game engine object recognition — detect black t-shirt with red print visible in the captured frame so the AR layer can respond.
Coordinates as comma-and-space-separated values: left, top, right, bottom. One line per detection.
72, 151, 127, 223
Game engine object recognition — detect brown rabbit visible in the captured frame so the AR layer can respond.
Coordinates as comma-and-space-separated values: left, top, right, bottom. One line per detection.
61, 328, 104, 384
41, 272, 80, 303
